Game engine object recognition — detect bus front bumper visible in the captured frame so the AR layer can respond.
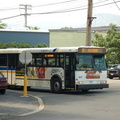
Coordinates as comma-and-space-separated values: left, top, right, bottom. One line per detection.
76, 84, 109, 90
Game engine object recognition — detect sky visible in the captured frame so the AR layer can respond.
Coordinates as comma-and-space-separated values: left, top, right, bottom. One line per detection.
0, 0, 120, 30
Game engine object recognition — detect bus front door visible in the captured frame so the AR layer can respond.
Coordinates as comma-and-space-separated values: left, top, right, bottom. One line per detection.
65, 54, 75, 90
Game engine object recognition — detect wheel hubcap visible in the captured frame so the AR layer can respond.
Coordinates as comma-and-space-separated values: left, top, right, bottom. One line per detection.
54, 82, 60, 91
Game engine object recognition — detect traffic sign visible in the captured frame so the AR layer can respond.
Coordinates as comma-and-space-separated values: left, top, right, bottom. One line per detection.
19, 51, 32, 64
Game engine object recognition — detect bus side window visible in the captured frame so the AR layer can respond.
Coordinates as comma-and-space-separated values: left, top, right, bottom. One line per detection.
30, 58, 35, 65
30, 54, 36, 66
0, 55, 7, 66
36, 58, 42, 65
60, 59, 64, 67
59, 54, 64, 67
48, 58, 55, 66
56, 54, 64, 67
43, 58, 47, 66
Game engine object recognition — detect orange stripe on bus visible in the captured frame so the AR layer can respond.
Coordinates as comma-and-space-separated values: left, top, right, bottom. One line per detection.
16, 76, 39, 79
0, 71, 16, 73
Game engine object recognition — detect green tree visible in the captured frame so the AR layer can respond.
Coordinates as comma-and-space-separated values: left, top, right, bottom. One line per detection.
92, 24, 120, 64
0, 41, 47, 49
18, 41, 34, 48
28, 26, 40, 30
0, 42, 18, 48
35, 43, 47, 48
0, 21, 7, 29
60, 27, 73, 29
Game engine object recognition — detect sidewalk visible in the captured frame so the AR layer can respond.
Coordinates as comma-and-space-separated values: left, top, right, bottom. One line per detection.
0, 90, 44, 119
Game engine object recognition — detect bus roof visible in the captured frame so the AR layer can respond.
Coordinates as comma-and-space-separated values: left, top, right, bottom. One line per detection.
0, 46, 106, 54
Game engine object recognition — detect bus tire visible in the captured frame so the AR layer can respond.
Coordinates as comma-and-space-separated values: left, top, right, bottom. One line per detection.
82, 89, 89, 92
109, 76, 113, 79
0, 89, 6, 94
51, 77, 62, 93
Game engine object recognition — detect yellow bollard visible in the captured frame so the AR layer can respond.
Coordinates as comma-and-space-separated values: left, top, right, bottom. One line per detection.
23, 75, 27, 96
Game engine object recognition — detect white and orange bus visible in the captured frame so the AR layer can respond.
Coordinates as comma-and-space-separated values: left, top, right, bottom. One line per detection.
0, 46, 109, 93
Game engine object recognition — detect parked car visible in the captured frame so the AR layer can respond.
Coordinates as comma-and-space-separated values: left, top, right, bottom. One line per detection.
108, 64, 120, 79
0, 72, 7, 94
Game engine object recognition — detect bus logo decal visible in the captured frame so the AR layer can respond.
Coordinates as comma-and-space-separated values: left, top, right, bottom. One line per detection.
53, 48, 59, 52
53, 48, 57, 52
37, 67, 45, 78
86, 71, 100, 79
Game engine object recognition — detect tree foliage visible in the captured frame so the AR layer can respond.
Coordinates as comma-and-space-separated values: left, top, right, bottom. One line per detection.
0, 21, 7, 29
60, 27, 73, 29
28, 26, 40, 30
35, 43, 47, 48
0, 41, 47, 49
92, 24, 120, 64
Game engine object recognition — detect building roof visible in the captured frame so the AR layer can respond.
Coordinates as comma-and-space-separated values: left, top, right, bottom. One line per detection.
0, 29, 49, 33
49, 26, 120, 32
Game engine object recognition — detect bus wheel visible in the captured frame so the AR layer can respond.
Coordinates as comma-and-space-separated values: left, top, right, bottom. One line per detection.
82, 89, 89, 92
109, 76, 113, 79
51, 78, 62, 93
0, 89, 6, 94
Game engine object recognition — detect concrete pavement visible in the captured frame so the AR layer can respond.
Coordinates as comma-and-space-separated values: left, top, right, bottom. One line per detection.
0, 89, 44, 119
0, 79, 119, 120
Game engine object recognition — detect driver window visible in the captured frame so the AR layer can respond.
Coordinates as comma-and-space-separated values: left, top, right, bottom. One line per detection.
76, 55, 93, 70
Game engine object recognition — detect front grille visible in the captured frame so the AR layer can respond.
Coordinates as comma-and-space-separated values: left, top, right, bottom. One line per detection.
109, 71, 117, 73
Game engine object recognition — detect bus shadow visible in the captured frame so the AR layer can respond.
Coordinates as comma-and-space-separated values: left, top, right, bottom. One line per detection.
8, 86, 51, 93
8, 86, 109, 96
29, 88, 109, 96
62, 89, 108, 95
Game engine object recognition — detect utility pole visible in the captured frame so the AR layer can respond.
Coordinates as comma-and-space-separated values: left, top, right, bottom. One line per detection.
19, 4, 32, 28
86, 0, 95, 46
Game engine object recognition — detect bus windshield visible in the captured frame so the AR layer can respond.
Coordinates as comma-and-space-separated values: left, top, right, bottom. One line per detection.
76, 54, 106, 70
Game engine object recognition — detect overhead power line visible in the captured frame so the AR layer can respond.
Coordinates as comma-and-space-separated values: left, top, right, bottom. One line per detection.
31, 1, 120, 15
33, 0, 80, 7
0, 7, 18, 11
0, 0, 120, 21
94, 0, 120, 8
0, 15, 21, 20
113, 0, 120, 11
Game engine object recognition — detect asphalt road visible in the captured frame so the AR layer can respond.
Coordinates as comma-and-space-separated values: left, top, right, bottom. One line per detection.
1, 78, 120, 120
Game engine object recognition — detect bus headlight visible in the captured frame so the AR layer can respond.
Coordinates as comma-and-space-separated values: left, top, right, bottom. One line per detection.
101, 81, 107, 84
116, 71, 119, 74
76, 81, 83, 84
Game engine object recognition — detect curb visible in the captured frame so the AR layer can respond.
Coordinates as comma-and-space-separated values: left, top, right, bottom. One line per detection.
18, 94, 44, 116
6, 90, 45, 116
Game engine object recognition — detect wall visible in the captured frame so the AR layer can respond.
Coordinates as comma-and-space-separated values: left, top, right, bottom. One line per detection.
49, 29, 97, 47
0, 30, 49, 46
49, 30, 87, 47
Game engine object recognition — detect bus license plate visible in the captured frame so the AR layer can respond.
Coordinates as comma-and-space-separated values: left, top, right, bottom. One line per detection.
89, 81, 93, 84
